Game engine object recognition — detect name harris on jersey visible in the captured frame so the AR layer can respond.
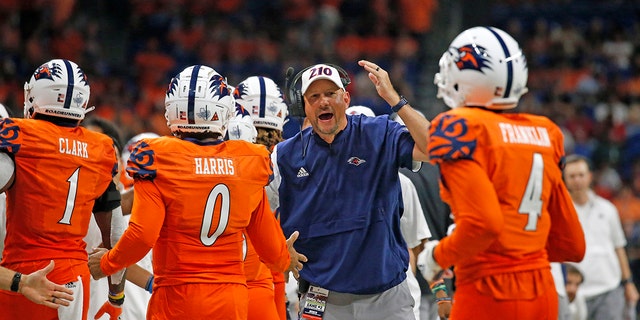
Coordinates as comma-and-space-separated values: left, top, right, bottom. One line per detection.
194, 157, 235, 175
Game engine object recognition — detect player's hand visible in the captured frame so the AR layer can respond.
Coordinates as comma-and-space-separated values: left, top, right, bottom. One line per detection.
417, 240, 442, 282
95, 301, 122, 320
286, 231, 308, 279
437, 298, 452, 320
20, 260, 74, 309
88, 248, 109, 280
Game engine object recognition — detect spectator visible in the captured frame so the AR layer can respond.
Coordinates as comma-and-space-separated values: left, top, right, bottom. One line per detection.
563, 154, 640, 320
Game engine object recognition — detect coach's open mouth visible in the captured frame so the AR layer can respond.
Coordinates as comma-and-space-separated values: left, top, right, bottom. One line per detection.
319, 112, 333, 121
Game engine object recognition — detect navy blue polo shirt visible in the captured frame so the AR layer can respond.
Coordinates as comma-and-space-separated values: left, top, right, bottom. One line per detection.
271, 115, 415, 294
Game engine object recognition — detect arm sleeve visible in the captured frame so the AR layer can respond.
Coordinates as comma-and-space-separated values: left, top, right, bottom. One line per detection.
101, 179, 164, 275
433, 159, 504, 269
93, 181, 122, 212
246, 189, 290, 273
545, 180, 586, 262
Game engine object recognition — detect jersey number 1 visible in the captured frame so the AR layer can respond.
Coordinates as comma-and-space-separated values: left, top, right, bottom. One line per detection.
518, 153, 543, 231
59, 168, 80, 225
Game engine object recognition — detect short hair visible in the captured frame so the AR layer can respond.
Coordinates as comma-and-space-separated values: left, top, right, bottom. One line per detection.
564, 154, 592, 171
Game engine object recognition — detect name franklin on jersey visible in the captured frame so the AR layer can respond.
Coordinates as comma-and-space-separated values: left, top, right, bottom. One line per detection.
59, 138, 88, 158
498, 123, 551, 147
194, 157, 235, 175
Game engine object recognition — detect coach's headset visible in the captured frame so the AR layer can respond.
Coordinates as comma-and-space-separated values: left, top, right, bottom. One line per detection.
284, 64, 351, 118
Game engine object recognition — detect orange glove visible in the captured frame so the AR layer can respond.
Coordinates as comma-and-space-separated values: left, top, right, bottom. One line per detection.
95, 301, 122, 320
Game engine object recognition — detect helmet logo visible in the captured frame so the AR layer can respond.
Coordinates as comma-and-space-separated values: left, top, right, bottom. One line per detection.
235, 82, 249, 98
166, 76, 179, 97
33, 63, 62, 81
229, 125, 241, 139
77, 68, 89, 86
73, 93, 85, 107
267, 102, 279, 115
454, 45, 492, 73
197, 106, 212, 120
235, 104, 249, 117
212, 111, 219, 121
209, 75, 231, 97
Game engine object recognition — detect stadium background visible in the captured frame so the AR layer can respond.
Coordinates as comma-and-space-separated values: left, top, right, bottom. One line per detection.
2, 0, 640, 272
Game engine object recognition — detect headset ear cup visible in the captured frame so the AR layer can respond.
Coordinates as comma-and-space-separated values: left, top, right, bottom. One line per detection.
285, 67, 307, 118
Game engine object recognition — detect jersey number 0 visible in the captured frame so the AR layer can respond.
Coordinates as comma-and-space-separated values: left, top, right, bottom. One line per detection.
200, 184, 231, 246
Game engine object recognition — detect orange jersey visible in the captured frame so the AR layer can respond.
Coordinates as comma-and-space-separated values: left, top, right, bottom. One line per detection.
0, 118, 116, 281
101, 136, 290, 289
428, 108, 585, 286
244, 233, 275, 286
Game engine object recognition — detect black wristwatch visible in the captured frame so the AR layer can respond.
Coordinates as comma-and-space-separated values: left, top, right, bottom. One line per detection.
10, 272, 22, 292
391, 96, 409, 113
621, 278, 633, 286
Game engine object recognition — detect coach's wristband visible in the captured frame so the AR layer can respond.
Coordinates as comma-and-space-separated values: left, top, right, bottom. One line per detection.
391, 96, 409, 113
10, 272, 21, 292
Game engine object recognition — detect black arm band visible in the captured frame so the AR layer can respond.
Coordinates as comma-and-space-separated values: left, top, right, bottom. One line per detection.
10, 272, 21, 292
93, 181, 122, 212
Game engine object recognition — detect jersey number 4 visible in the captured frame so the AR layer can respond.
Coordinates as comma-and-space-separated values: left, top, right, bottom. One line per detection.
518, 153, 543, 231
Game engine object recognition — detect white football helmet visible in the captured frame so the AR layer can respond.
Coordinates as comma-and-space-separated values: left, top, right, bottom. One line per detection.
165, 65, 234, 137
226, 103, 258, 143
434, 26, 528, 110
24, 59, 91, 121
234, 76, 288, 131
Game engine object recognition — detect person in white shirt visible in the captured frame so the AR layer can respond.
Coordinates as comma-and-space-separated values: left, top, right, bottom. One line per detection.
563, 154, 639, 320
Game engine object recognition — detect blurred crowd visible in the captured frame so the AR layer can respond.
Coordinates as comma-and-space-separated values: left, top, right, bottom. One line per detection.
0, 0, 436, 140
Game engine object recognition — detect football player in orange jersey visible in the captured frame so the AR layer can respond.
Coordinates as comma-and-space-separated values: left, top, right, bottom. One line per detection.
0, 103, 74, 309
233, 75, 291, 320
88, 65, 306, 319
417, 26, 586, 320
0, 59, 126, 320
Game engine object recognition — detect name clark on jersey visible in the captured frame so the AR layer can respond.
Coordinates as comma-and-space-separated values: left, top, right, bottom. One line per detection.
194, 157, 235, 175
59, 138, 88, 158
498, 123, 551, 147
